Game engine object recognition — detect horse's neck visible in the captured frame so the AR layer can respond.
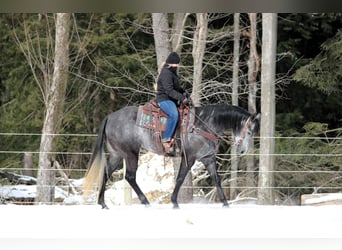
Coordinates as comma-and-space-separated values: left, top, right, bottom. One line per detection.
195, 105, 247, 134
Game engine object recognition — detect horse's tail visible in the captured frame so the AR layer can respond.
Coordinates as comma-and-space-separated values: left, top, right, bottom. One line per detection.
83, 116, 108, 201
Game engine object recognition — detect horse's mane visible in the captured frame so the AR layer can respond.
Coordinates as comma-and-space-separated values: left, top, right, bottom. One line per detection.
195, 104, 251, 134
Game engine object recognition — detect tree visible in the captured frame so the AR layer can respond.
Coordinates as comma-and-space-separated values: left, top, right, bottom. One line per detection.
258, 13, 277, 205
151, 13, 171, 73
151, 13, 193, 203
247, 13, 259, 116
191, 13, 208, 107
246, 13, 260, 197
171, 13, 194, 203
0, 14, 43, 169
36, 13, 71, 203
2, 13, 341, 205
171, 13, 188, 55
230, 13, 240, 200
294, 30, 342, 95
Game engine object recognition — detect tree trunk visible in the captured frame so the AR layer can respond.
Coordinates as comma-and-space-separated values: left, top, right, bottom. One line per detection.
172, 13, 192, 203
171, 13, 188, 55
230, 13, 240, 200
257, 13, 277, 205
36, 13, 71, 204
92, 89, 102, 133
192, 13, 208, 107
152, 13, 193, 203
152, 13, 172, 73
187, 13, 208, 201
247, 13, 259, 115
232, 13, 240, 106
246, 13, 260, 197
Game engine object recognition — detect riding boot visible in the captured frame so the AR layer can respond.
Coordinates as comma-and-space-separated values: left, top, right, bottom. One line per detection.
162, 139, 175, 156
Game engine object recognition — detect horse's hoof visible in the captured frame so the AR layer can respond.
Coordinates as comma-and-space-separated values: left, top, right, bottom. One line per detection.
222, 203, 229, 208
173, 204, 180, 209
101, 204, 109, 209
144, 204, 151, 208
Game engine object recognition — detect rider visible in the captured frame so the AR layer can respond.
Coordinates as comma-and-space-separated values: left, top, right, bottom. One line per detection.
156, 52, 190, 154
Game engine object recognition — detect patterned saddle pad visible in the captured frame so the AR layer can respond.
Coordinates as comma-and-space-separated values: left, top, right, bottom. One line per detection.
136, 99, 192, 133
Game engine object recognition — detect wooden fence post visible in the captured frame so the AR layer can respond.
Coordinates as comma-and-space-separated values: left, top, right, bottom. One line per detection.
23, 152, 34, 177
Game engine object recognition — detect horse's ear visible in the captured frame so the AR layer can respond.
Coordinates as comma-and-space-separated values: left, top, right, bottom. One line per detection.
251, 113, 260, 133
251, 112, 260, 121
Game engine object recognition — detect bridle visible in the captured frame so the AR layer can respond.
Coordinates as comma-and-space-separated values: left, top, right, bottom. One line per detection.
180, 106, 253, 170
235, 117, 252, 146
186, 106, 253, 147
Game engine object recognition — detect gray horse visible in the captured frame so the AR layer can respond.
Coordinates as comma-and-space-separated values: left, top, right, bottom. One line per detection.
83, 104, 260, 209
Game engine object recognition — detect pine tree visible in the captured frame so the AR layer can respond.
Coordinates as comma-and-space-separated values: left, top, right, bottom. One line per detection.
294, 30, 342, 94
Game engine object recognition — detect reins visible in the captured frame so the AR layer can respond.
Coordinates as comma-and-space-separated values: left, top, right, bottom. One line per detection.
184, 106, 231, 147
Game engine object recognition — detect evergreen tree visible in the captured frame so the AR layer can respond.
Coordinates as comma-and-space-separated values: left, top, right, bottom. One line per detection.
294, 30, 342, 94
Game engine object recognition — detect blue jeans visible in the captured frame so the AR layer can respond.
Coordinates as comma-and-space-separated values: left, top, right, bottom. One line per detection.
158, 100, 179, 140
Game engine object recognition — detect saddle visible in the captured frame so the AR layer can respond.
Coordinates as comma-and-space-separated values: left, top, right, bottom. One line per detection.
136, 99, 192, 154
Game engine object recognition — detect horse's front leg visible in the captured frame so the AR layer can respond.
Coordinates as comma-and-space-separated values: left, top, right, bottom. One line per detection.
171, 156, 194, 209
201, 156, 229, 207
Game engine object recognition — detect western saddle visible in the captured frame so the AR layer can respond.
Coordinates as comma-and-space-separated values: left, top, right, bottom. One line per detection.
136, 99, 192, 155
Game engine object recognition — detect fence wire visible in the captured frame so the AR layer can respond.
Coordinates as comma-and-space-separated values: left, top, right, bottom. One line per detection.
0, 132, 341, 205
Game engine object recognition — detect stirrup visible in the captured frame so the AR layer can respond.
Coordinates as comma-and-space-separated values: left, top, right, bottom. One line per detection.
162, 139, 175, 156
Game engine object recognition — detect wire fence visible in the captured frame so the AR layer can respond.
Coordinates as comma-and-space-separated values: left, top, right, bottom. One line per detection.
0, 132, 341, 205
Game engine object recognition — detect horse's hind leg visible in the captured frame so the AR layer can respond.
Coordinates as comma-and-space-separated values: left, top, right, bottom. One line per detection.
124, 152, 150, 206
201, 156, 229, 207
98, 173, 109, 209
98, 154, 122, 209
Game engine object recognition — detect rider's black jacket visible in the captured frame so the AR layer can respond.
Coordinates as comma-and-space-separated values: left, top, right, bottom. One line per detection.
156, 65, 185, 105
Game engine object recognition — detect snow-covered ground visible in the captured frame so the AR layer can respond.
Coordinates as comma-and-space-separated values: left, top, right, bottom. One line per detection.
1, 153, 342, 249
1, 203, 342, 250
1, 203, 342, 238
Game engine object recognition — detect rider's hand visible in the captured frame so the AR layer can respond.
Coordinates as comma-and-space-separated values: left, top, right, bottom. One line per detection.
183, 91, 190, 98
182, 97, 190, 106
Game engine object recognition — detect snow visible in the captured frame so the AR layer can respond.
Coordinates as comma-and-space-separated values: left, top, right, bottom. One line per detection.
16, 175, 36, 184
96, 153, 177, 205
302, 193, 342, 205
105, 153, 209, 205
0, 203, 342, 239
0, 185, 68, 200
136, 153, 175, 193
1, 152, 342, 250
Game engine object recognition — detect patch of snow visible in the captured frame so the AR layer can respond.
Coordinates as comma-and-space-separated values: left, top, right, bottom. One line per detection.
105, 180, 128, 205
136, 153, 174, 191
70, 178, 84, 188
17, 175, 37, 183
0, 185, 68, 200
63, 195, 84, 205
105, 153, 176, 205
230, 196, 258, 205
303, 193, 342, 205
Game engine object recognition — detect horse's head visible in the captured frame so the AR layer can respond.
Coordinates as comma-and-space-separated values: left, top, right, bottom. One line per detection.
234, 113, 260, 155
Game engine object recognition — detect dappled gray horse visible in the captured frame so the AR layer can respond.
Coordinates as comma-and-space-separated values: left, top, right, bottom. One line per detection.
83, 104, 259, 209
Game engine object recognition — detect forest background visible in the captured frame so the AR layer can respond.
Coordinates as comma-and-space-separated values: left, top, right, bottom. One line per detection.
0, 13, 341, 205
